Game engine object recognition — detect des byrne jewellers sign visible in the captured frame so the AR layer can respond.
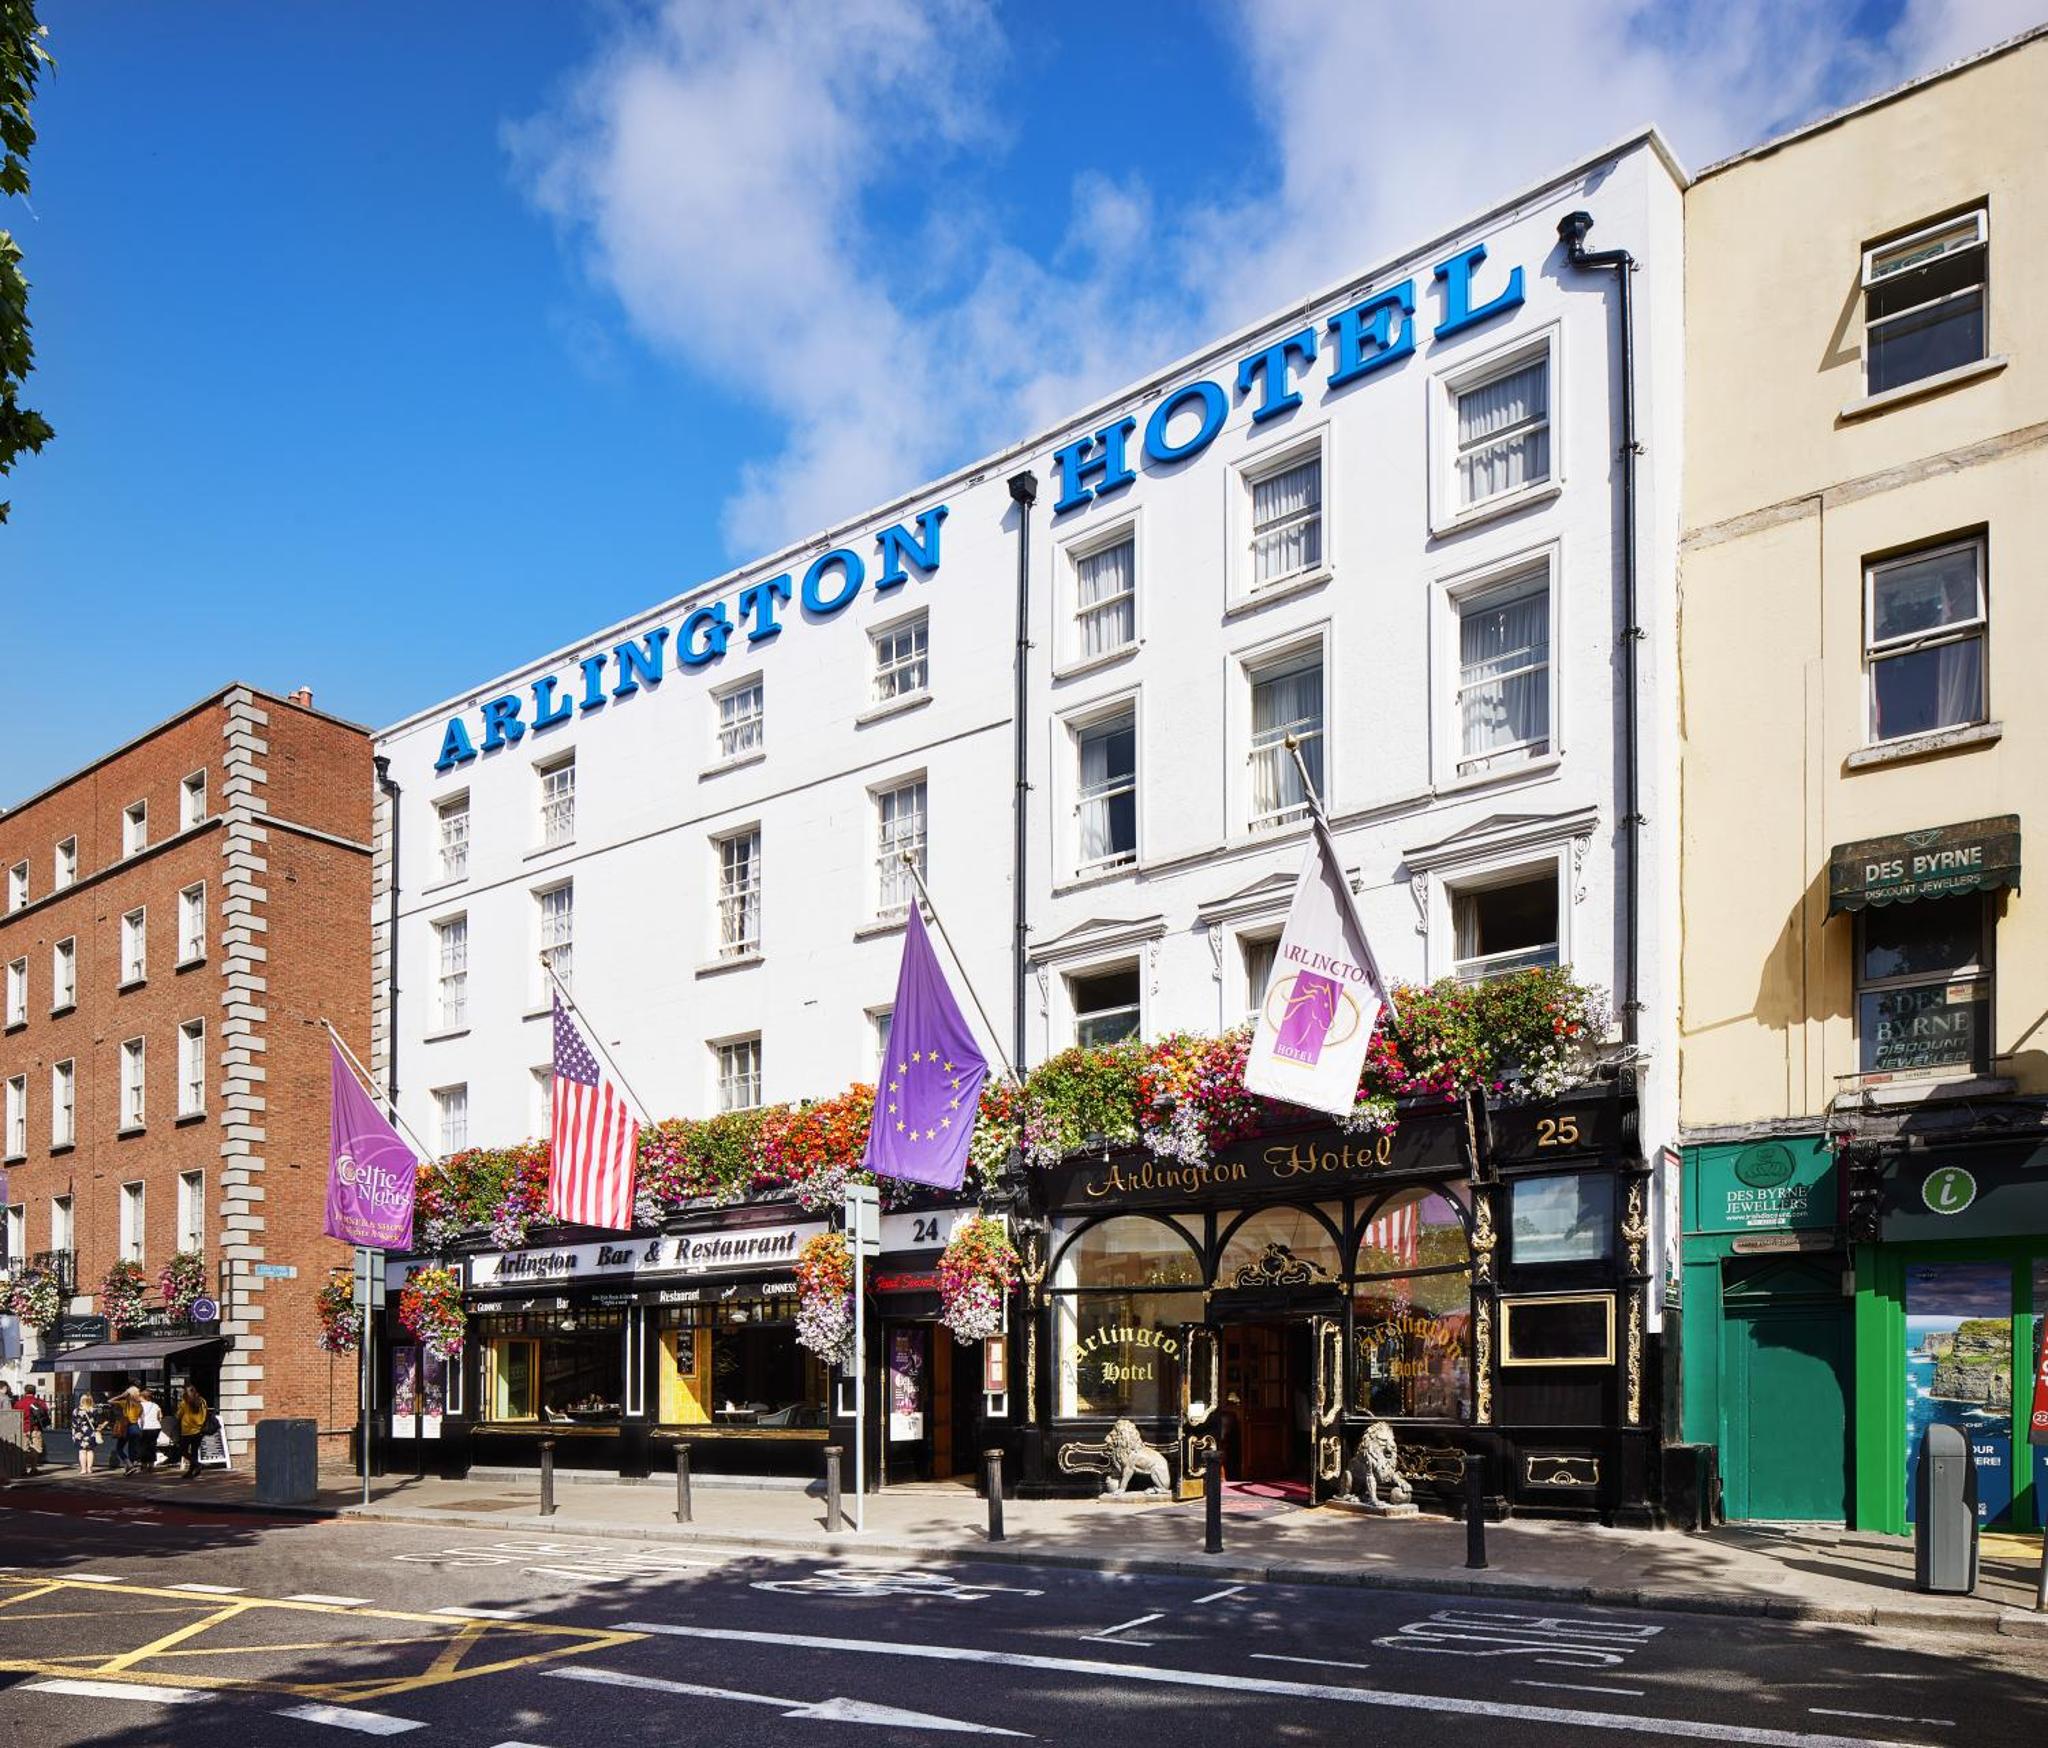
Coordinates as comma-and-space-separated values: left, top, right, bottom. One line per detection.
468, 1223, 823, 1291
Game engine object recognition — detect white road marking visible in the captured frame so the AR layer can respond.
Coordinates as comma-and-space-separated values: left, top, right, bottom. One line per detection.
431, 1606, 528, 1619
168, 1582, 245, 1594
1376, 1608, 1663, 1667
1084, 1612, 1163, 1644
1519, 1680, 1645, 1697
26, 1679, 213, 1705
276, 1703, 425, 1735
1811, 1711, 1954, 1728
285, 1594, 374, 1607
1253, 1654, 1373, 1672
619, 1622, 1942, 1748
548, 1665, 1030, 1735
61, 1574, 123, 1583
1193, 1586, 1245, 1605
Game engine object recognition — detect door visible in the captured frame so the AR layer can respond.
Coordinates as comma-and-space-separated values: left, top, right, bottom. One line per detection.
1226, 1323, 1293, 1481
1177, 1323, 1220, 1501
1722, 1301, 1850, 1521
932, 1334, 954, 1479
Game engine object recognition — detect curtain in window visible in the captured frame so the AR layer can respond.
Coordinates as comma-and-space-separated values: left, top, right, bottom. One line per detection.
1459, 584, 1549, 760
1251, 662, 1323, 821
1077, 719, 1135, 866
1456, 361, 1548, 502
1076, 540, 1135, 658
1251, 458, 1322, 584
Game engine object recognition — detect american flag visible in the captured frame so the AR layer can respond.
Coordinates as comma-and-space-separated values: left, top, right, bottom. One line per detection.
1361, 1197, 1421, 1270
548, 994, 638, 1231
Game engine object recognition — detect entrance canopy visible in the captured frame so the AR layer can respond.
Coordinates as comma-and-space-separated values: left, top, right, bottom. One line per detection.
45, 1334, 223, 1372
1827, 815, 2019, 916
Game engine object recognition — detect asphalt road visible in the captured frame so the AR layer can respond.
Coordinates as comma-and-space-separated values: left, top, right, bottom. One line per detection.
0, 1483, 2041, 1747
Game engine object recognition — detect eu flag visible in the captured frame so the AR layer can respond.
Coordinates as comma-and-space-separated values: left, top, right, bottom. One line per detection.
863, 902, 988, 1190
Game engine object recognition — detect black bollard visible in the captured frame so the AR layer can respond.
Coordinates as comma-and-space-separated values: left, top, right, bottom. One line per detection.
539, 1438, 557, 1518
1464, 1455, 1487, 1570
1203, 1439, 1224, 1556
984, 1448, 1005, 1543
674, 1443, 693, 1524
823, 1444, 843, 1534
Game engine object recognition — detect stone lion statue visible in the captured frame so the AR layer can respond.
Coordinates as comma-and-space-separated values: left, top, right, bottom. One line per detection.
1101, 1418, 1172, 1495
1342, 1420, 1413, 1509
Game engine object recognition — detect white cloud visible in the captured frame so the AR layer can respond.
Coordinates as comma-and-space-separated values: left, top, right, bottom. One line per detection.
513, 0, 2039, 555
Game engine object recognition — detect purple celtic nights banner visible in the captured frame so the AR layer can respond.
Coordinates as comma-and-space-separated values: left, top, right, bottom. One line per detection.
324, 1041, 419, 1250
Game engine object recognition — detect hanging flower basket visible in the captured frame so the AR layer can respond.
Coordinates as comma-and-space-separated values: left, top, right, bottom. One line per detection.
794, 1231, 855, 1369
6, 1263, 62, 1331
398, 1265, 466, 1359
158, 1250, 207, 1323
315, 1277, 361, 1355
936, 1214, 1019, 1346
99, 1260, 149, 1336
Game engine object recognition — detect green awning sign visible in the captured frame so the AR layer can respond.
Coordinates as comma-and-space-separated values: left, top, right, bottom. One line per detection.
1827, 815, 2020, 915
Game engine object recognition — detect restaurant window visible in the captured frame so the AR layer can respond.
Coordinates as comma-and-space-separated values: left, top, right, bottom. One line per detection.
1862, 207, 1987, 397
1450, 866, 1559, 983
435, 915, 468, 1030
1509, 1172, 1611, 1265
872, 613, 929, 704
1073, 706, 1137, 875
716, 828, 762, 957
1069, 964, 1140, 1049
658, 1295, 828, 1428
1351, 1190, 1472, 1420
1218, 1205, 1344, 1286
1071, 531, 1136, 662
1241, 444, 1323, 594
436, 794, 469, 884
1866, 537, 1986, 743
715, 676, 765, 762
717, 1035, 762, 1112
1456, 563, 1551, 775
1053, 1216, 1204, 1421
1857, 894, 1989, 1077
479, 1308, 625, 1423
1247, 645, 1323, 832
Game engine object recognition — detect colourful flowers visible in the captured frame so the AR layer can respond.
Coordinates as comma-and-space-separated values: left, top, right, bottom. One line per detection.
6, 1263, 61, 1330
397, 1265, 466, 1359
314, 1275, 361, 1355
99, 1259, 148, 1336
794, 1231, 855, 1367
157, 1251, 207, 1323
936, 1215, 1020, 1345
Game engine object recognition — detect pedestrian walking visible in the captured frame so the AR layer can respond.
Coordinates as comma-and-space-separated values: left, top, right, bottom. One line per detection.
133, 1388, 163, 1474
171, 1385, 210, 1478
15, 1382, 48, 1469
73, 1393, 99, 1477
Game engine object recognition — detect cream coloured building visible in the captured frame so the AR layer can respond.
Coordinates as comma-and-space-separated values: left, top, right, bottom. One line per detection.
1677, 27, 2048, 1532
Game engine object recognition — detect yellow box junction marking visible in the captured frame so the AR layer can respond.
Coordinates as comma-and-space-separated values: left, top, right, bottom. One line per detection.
0, 1575, 641, 1703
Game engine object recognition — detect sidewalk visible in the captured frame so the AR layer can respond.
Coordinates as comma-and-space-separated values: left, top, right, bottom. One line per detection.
13, 1460, 2046, 1639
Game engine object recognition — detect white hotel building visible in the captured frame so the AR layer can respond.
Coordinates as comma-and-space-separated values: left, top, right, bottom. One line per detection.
371, 132, 1686, 1514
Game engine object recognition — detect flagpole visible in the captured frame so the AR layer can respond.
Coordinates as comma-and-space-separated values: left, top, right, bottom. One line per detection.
538, 957, 659, 1126
323, 1021, 438, 1166
1283, 733, 1327, 824
900, 856, 1022, 1087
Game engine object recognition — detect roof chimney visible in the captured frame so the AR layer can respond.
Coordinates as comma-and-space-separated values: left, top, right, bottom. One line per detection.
288, 687, 313, 708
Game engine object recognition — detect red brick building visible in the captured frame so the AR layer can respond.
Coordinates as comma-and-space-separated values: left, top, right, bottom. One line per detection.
0, 685, 372, 1454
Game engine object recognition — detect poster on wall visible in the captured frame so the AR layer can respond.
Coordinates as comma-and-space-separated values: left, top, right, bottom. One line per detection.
888, 1328, 924, 1442
1904, 1263, 2012, 1525
391, 1344, 447, 1441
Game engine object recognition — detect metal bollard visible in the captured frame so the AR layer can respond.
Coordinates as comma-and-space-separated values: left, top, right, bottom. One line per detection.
1464, 1455, 1487, 1570
539, 1438, 556, 1518
1203, 1439, 1224, 1556
984, 1448, 1005, 1543
823, 1444, 843, 1534
674, 1444, 693, 1524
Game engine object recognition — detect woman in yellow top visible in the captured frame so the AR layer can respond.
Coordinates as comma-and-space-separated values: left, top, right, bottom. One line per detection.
172, 1386, 210, 1478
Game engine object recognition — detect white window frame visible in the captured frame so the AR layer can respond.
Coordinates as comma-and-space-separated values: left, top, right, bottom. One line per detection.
1066, 959, 1144, 1051
1863, 534, 1988, 746
180, 769, 208, 830
1059, 692, 1141, 880
51, 1194, 72, 1256
4, 1203, 22, 1270
1861, 208, 1989, 397
120, 907, 148, 987
1435, 852, 1569, 985
3, 1074, 24, 1160
1431, 323, 1562, 534
1057, 513, 1141, 673
713, 673, 766, 765
119, 1036, 147, 1132
178, 1018, 206, 1118
434, 913, 469, 1033
52, 936, 75, 1012
51, 1059, 75, 1149
4, 956, 24, 1028
868, 1006, 894, 1077
1239, 928, 1283, 1024
434, 1083, 470, 1157
1227, 426, 1330, 609
123, 800, 148, 857
177, 1169, 205, 1254
435, 792, 470, 886
178, 882, 207, 965
1434, 543, 1562, 789
873, 773, 928, 920
715, 1035, 763, 1113
715, 826, 763, 959
1235, 625, 1330, 839
869, 611, 930, 708
537, 881, 574, 996
5, 859, 25, 914
531, 1065, 553, 1135
120, 1180, 146, 1264
54, 836, 76, 891
537, 752, 576, 850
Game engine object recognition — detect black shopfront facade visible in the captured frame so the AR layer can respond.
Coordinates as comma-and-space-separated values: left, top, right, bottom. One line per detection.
1006, 1080, 1663, 1522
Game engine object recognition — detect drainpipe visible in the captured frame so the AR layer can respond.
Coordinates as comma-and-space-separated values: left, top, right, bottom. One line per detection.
1007, 470, 1039, 1076
1557, 211, 1642, 1049
373, 756, 402, 1100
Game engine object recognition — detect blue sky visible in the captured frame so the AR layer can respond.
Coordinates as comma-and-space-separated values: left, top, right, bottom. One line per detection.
1, 0, 2032, 800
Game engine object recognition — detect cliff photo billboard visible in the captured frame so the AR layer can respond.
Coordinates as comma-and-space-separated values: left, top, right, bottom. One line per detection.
1905, 1262, 2013, 1524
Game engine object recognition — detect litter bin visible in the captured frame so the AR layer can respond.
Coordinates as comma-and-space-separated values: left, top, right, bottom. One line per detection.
1912, 1422, 1979, 1595
254, 1417, 320, 1506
